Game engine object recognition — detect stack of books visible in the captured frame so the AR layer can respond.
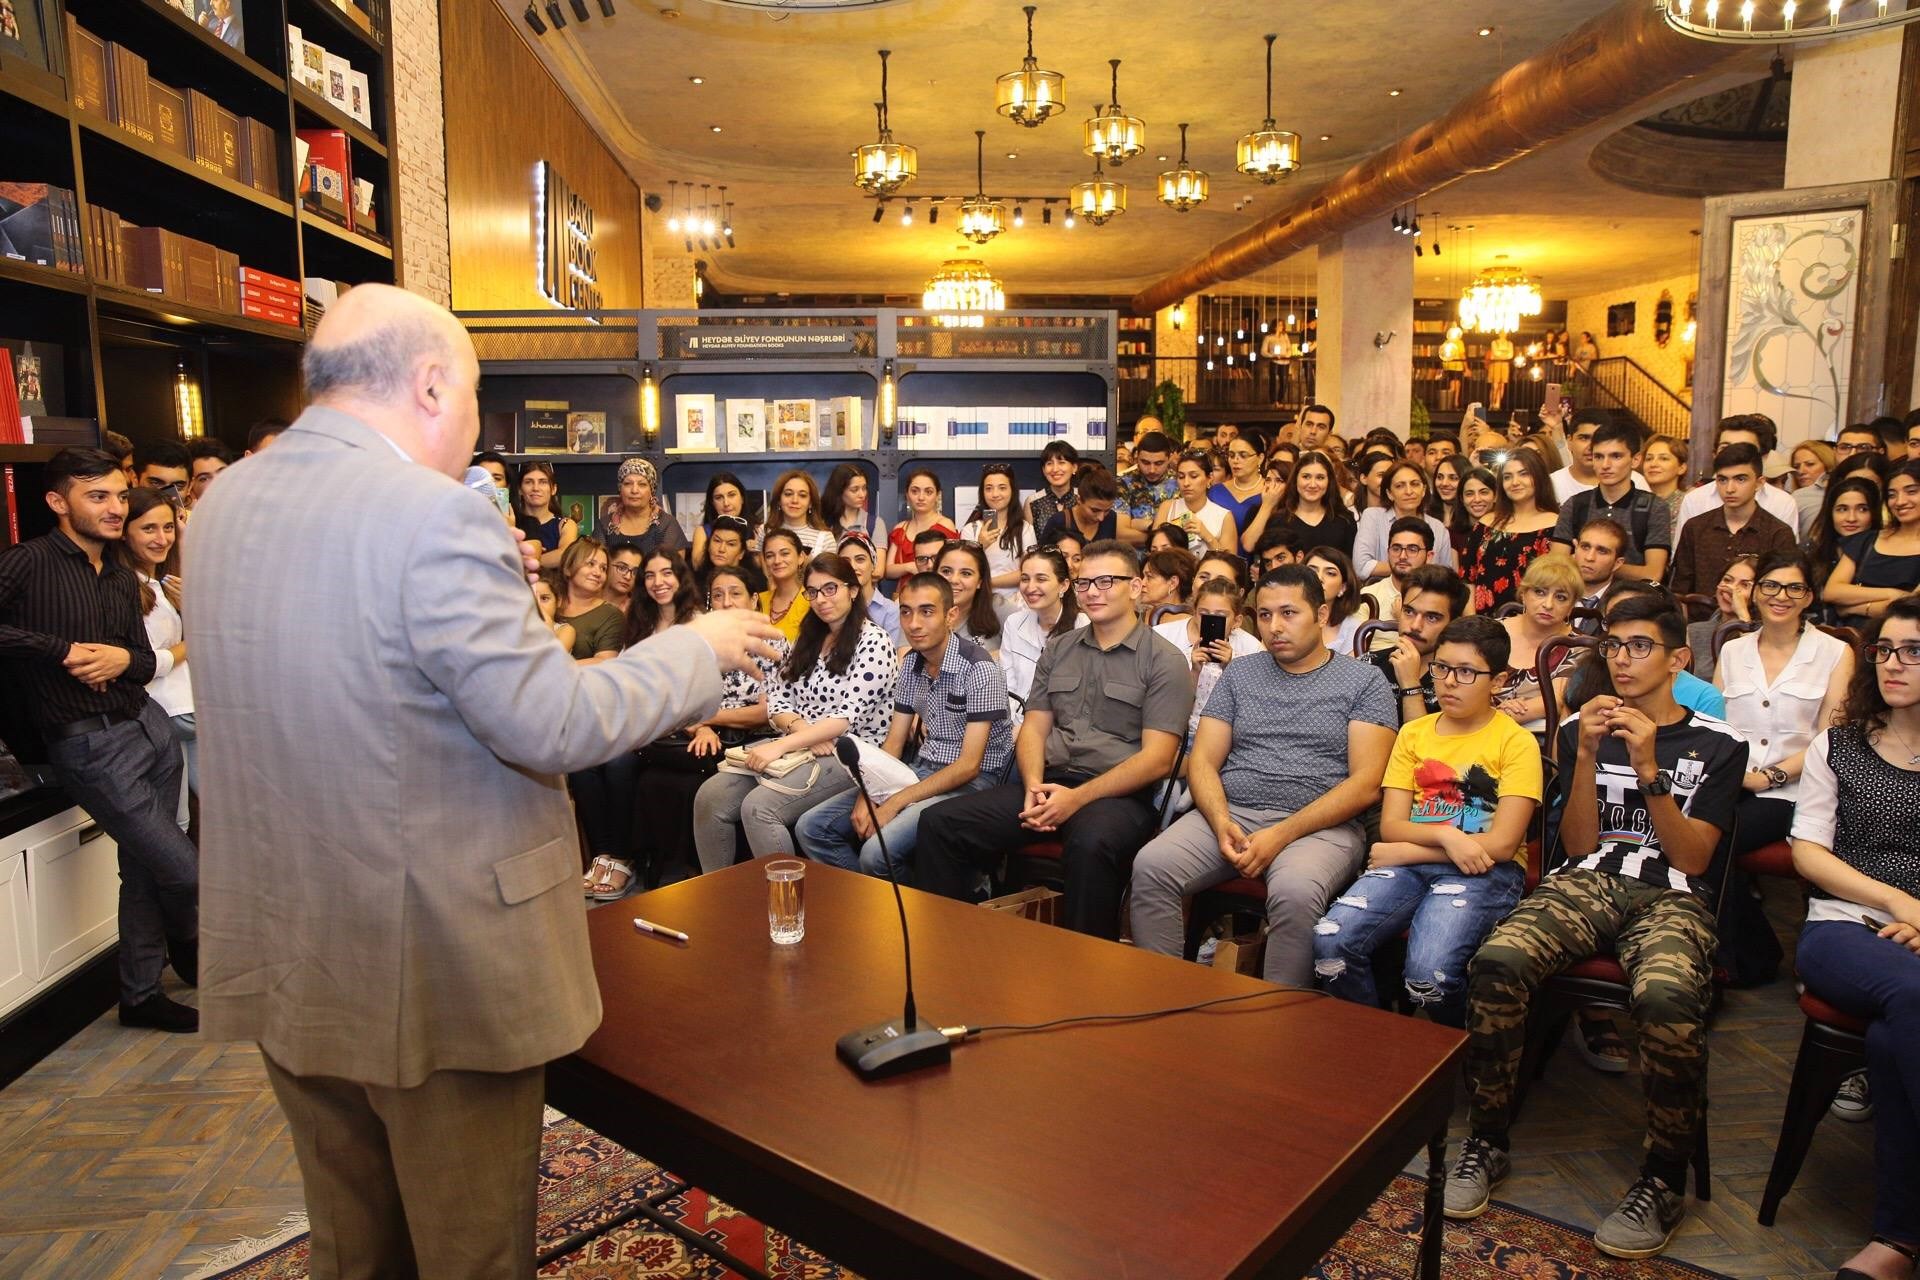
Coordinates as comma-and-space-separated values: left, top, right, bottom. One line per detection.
237, 266, 301, 327
84, 203, 301, 329
0, 184, 85, 274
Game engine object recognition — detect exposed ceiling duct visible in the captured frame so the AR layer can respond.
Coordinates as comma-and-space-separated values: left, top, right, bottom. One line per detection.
1128, 0, 1745, 314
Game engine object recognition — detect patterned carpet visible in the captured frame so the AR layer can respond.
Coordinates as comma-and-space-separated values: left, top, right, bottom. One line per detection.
189, 1113, 1732, 1280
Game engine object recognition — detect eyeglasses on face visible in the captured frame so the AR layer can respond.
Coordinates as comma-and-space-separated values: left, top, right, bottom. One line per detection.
1866, 642, 1920, 666
1596, 636, 1672, 660
1428, 661, 1493, 685
1071, 574, 1133, 594
607, 563, 638, 578
801, 582, 845, 602
1754, 579, 1811, 601
1837, 441, 1883, 455
1387, 542, 1426, 557
1225, 448, 1259, 461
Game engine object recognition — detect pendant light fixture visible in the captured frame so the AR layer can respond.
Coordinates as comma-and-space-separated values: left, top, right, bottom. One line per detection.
853, 50, 918, 196
1235, 34, 1301, 183
923, 258, 1006, 328
1157, 122, 1209, 212
994, 5, 1065, 128
665, 181, 681, 233
1662, 0, 1920, 43
958, 130, 1008, 244
1069, 152, 1125, 226
1457, 255, 1543, 335
1083, 59, 1144, 166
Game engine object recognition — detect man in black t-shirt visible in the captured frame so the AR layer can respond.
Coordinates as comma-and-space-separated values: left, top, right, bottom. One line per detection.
1444, 593, 1746, 1259
1550, 422, 1669, 581
1370, 564, 1465, 724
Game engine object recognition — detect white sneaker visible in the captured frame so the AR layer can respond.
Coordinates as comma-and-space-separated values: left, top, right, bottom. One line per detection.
1831, 1071, 1873, 1122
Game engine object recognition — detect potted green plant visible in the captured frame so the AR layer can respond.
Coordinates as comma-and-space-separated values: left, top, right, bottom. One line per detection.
1142, 380, 1187, 443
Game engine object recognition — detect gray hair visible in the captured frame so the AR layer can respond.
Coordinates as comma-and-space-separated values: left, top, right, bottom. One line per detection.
302, 312, 452, 402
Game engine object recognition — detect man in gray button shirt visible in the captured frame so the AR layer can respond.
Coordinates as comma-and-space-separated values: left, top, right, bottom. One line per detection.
916, 540, 1192, 937
1131, 564, 1399, 985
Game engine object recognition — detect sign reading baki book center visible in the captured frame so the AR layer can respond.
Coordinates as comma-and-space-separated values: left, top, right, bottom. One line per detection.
537, 161, 603, 312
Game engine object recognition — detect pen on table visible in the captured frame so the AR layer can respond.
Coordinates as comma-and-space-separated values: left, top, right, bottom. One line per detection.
632, 917, 690, 944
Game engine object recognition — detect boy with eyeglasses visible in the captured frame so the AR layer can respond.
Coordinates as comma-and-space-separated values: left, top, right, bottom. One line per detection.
1314, 616, 1541, 1027
1446, 593, 1747, 1259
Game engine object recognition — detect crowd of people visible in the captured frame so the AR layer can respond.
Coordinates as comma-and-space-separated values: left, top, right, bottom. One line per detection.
6, 388, 1920, 1273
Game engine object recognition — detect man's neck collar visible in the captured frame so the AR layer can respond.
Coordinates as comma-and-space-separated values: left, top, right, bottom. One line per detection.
1091, 613, 1137, 647
1597, 479, 1633, 502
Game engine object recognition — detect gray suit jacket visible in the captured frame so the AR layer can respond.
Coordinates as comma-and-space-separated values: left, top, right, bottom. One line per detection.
184, 406, 720, 1087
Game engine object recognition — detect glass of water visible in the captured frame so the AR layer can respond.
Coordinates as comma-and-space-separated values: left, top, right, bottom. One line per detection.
766, 859, 806, 944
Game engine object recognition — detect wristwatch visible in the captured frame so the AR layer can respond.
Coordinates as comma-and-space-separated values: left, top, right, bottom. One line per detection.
1762, 765, 1790, 790
1642, 770, 1674, 797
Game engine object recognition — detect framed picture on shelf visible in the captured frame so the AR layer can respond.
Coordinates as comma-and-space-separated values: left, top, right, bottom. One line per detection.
197, 0, 245, 50
724, 398, 765, 453
323, 51, 352, 111
566, 411, 606, 455
674, 393, 717, 452
346, 70, 372, 128
771, 398, 815, 452
558, 494, 595, 536
519, 400, 569, 454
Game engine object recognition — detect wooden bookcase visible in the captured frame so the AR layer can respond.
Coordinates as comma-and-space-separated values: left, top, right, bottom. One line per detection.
0, 0, 401, 463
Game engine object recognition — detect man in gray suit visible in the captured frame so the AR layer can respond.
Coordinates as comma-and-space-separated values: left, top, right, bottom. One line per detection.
185, 285, 778, 1280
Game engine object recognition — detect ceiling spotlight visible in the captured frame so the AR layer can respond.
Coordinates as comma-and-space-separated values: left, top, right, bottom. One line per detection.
1432, 238, 1442, 256
545, 1, 566, 29
1414, 242, 1424, 256
901, 203, 913, 226
1319, 133, 1330, 141
569, 0, 589, 20
1013, 205, 1025, 227
1007, 152, 1019, 160
872, 203, 885, 223
689, 75, 704, 84
1042, 206, 1052, 225
928, 205, 939, 224
1478, 25, 1493, 36
1387, 88, 1402, 97
709, 124, 723, 133
524, 3, 547, 33
1063, 209, 1075, 228
1411, 216, 1422, 236
1391, 210, 1404, 233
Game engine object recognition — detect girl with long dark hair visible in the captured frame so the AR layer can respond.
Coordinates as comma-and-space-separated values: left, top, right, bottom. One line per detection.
762, 468, 837, 558
115, 489, 195, 813
937, 540, 1002, 651
624, 549, 703, 646
999, 546, 1084, 713
1276, 451, 1356, 560
885, 468, 959, 582
1826, 461, 1920, 623
689, 471, 747, 569
1462, 448, 1560, 613
757, 527, 810, 642
960, 462, 1029, 612
821, 463, 877, 539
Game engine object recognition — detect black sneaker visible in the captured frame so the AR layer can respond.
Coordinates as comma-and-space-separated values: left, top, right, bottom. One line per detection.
1594, 1174, 1686, 1259
119, 992, 199, 1033
167, 935, 198, 987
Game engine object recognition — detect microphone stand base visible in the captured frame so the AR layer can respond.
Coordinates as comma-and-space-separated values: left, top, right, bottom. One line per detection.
836, 1017, 952, 1079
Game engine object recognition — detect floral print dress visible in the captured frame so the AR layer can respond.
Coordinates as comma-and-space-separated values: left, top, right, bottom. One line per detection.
1463, 523, 1555, 614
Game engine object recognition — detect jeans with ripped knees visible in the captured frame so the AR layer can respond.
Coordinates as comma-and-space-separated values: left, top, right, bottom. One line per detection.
1313, 859, 1525, 1028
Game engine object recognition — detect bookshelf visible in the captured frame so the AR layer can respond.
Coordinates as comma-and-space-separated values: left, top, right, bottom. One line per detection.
1115, 312, 1154, 423
0, 0, 401, 469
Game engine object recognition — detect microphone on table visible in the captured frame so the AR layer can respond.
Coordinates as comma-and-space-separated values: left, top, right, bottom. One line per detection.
463, 465, 512, 520
831, 735, 953, 1079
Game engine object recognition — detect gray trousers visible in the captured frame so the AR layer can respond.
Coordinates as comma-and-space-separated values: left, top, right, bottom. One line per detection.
264, 1053, 544, 1280
1129, 804, 1365, 987
692, 761, 856, 873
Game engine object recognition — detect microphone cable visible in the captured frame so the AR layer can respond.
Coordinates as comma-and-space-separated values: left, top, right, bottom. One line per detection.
940, 984, 1329, 1043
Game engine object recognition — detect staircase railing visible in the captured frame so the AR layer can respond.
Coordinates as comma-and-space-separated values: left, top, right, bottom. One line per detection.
1571, 356, 1692, 442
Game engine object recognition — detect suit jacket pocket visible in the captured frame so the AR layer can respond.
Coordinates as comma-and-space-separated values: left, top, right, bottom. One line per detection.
494, 837, 577, 906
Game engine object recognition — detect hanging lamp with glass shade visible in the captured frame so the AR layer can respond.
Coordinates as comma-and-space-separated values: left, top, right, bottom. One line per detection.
853, 49, 917, 196
1082, 58, 1144, 166
923, 258, 1006, 328
1157, 122, 1208, 212
1457, 255, 1543, 335
957, 130, 1008, 244
994, 5, 1065, 128
1069, 153, 1125, 225
1235, 33, 1301, 183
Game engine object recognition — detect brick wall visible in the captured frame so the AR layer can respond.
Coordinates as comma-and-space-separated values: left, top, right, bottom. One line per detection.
391, 0, 451, 305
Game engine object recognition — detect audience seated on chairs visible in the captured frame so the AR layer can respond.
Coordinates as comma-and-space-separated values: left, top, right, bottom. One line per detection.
999, 547, 1085, 719
1567, 581, 1728, 720
756, 528, 811, 643
1140, 547, 1198, 615
936, 540, 1003, 655
795, 573, 1012, 878
1687, 554, 1755, 680
553, 537, 623, 661
1668, 444, 1800, 600
1570, 517, 1625, 628
1306, 546, 1366, 656
701, 515, 761, 595
1824, 460, 1920, 628
1370, 565, 1468, 722
837, 530, 902, 647
1361, 518, 1438, 652
1354, 461, 1457, 578
693, 554, 896, 873
914, 540, 1191, 937
1129, 565, 1398, 985
1024, 439, 1081, 538
1549, 422, 1670, 583
1253, 526, 1306, 576
1314, 616, 1541, 1027
882, 469, 958, 584
1154, 448, 1240, 555
1496, 552, 1580, 738
1038, 465, 1121, 546
1789, 599, 1920, 1280
1674, 415, 1800, 534
1448, 592, 1748, 1259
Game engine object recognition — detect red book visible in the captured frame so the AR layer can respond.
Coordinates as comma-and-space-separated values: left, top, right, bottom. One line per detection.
3, 465, 18, 546
241, 300, 302, 327
0, 348, 20, 445
237, 265, 300, 295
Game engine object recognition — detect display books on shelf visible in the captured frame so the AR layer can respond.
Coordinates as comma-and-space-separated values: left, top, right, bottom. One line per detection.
672, 492, 705, 542
519, 400, 569, 454
566, 411, 606, 455
346, 70, 372, 128
298, 36, 328, 96
724, 398, 765, 454
829, 396, 863, 450
322, 51, 352, 111
673, 393, 717, 452
197, 0, 245, 50
557, 494, 595, 536
6, 341, 51, 416
771, 399, 815, 452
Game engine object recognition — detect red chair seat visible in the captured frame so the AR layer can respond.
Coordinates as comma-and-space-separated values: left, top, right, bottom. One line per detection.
1562, 955, 1627, 983
1021, 840, 1064, 861
1739, 840, 1797, 879
1214, 876, 1264, 901
1798, 991, 1869, 1036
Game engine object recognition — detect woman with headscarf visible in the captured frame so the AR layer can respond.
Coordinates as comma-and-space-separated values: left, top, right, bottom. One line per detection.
601, 457, 688, 559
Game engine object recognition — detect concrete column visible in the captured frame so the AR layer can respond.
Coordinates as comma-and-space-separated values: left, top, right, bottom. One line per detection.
1785, 29, 1903, 188
1314, 221, 1414, 436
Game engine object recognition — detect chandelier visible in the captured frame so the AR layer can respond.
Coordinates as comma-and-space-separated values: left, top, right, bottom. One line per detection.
1457, 256, 1542, 335
1158, 122, 1208, 212
1236, 33, 1300, 183
852, 50, 917, 196
1083, 59, 1144, 166
923, 259, 1006, 327
994, 5, 1065, 128
1660, 0, 1920, 42
1069, 153, 1125, 225
957, 131, 1008, 244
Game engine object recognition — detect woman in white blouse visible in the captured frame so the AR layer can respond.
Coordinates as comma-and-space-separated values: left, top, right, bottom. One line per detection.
692, 552, 896, 872
959, 463, 1029, 614
1153, 577, 1260, 741
113, 489, 193, 827
1714, 548, 1854, 856
999, 547, 1086, 719
1153, 449, 1238, 555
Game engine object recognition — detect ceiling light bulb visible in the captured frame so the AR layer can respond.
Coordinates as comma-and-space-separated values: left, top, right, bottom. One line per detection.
1063, 210, 1076, 228
710, 124, 723, 133
1387, 88, 1401, 97
901, 205, 913, 225
689, 75, 704, 84
1478, 26, 1492, 36
1013, 206, 1025, 227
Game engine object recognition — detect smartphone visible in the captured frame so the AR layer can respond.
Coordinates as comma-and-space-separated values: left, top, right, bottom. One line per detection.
1542, 383, 1565, 420
1463, 401, 1486, 427
1199, 613, 1228, 655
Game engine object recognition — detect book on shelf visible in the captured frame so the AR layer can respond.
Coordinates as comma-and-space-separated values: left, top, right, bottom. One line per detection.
519, 401, 570, 454
187, 89, 225, 175
771, 399, 815, 452
3, 339, 65, 422
2, 465, 17, 546
566, 411, 607, 455
240, 298, 300, 327
238, 264, 300, 294
297, 129, 351, 224
346, 70, 372, 128
723, 398, 765, 453
22, 418, 101, 447
64, 17, 108, 117
298, 34, 328, 96
0, 349, 19, 446
214, 105, 243, 180
151, 82, 190, 160
107, 41, 155, 142
0, 184, 83, 274
673, 394, 716, 452
246, 119, 280, 196
322, 51, 351, 111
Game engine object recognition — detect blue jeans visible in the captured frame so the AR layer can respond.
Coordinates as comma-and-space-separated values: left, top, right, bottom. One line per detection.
46, 700, 199, 1004
794, 763, 994, 877
1313, 859, 1525, 1028
1798, 919, 1920, 1244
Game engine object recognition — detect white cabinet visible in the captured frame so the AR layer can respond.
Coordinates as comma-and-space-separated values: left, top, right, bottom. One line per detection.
0, 806, 120, 1020
0, 854, 34, 1014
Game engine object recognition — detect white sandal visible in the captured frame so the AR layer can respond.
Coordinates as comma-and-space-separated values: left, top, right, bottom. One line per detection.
583, 855, 616, 897
588, 858, 635, 902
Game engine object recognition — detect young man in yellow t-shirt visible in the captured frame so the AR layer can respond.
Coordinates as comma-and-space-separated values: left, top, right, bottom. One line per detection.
1312, 615, 1542, 1027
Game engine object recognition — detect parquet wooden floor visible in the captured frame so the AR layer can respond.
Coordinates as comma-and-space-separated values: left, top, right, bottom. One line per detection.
0, 880, 1880, 1279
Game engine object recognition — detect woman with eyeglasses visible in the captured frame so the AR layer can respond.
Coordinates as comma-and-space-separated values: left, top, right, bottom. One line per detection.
757, 527, 811, 643
1000, 547, 1086, 718
1354, 461, 1456, 581
689, 472, 748, 571
554, 537, 623, 662
937, 541, 1002, 653
601, 546, 644, 615
885, 468, 960, 583
1828, 461, 1920, 625
514, 459, 578, 572
1208, 432, 1267, 538
1787, 599, 1920, 1280
1306, 547, 1366, 656
1684, 555, 1756, 680
693, 553, 897, 873
1462, 448, 1561, 614
960, 463, 1030, 613
1158, 450, 1240, 556
1275, 451, 1357, 562
1494, 552, 1581, 739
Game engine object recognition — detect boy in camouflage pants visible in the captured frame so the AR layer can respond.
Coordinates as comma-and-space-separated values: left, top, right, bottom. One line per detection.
1444, 594, 1747, 1259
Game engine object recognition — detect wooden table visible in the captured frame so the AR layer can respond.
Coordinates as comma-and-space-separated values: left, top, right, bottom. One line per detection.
548, 859, 1465, 1280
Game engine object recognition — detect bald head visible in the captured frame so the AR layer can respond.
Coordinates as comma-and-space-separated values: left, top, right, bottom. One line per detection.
301, 285, 481, 478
